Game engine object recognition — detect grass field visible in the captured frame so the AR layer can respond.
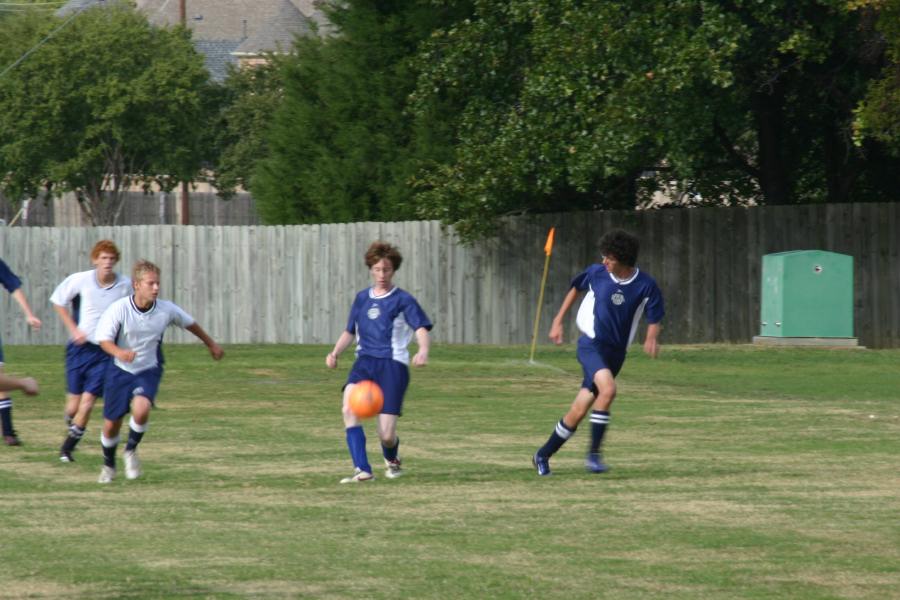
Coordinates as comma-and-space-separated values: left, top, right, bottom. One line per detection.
0, 343, 898, 599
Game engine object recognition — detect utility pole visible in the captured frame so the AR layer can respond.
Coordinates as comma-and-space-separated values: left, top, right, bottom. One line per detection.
179, 0, 190, 225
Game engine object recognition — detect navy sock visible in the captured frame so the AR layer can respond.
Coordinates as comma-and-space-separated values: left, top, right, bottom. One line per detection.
589, 410, 610, 454
0, 400, 14, 436
345, 426, 372, 473
382, 437, 399, 462
102, 442, 117, 469
538, 419, 576, 458
61, 424, 85, 452
125, 428, 145, 452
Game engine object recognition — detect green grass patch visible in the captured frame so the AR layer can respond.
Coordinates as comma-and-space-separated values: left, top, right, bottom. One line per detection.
1, 344, 898, 599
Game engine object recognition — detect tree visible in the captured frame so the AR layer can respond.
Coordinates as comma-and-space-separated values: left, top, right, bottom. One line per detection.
206, 58, 285, 199
410, 0, 900, 239
853, 0, 900, 153
0, 2, 212, 225
251, 0, 473, 225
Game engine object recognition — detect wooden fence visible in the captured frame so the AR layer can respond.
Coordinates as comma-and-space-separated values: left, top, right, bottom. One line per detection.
0, 202, 897, 348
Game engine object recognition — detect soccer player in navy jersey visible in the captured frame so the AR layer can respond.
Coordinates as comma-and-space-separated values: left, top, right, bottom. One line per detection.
533, 229, 664, 476
51, 240, 132, 462
94, 260, 223, 483
326, 241, 432, 483
0, 258, 42, 446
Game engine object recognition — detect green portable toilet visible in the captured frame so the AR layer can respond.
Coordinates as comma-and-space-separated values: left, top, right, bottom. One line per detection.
755, 250, 857, 345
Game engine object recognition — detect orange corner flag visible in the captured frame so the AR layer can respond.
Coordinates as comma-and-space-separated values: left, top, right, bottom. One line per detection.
543, 227, 556, 256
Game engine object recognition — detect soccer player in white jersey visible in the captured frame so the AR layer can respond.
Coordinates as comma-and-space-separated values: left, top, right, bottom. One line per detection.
94, 260, 223, 483
326, 241, 432, 483
51, 240, 132, 462
0, 258, 42, 446
532, 229, 665, 476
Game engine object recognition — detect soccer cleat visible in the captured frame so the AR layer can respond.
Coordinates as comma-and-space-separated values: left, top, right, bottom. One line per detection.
123, 449, 142, 480
584, 453, 610, 474
98, 465, 116, 484
340, 468, 374, 484
3, 434, 21, 446
59, 450, 75, 463
532, 453, 551, 476
384, 458, 403, 479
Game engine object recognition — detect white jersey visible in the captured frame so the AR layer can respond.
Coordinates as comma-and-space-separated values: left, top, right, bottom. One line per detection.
50, 270, 132, 344
95, 296, 195, 374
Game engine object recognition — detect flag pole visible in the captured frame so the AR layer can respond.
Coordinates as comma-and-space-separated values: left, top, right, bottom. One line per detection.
529, 227, 555, 364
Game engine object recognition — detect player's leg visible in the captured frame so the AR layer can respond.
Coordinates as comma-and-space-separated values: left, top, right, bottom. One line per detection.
375, 359, 408, 479
585, 369, 617, 473
61, 350, 107, 462
98, 366, 131, 482
63, 393, 80, 426
123, 395, 152, 480
533, 338, 604, 475
59, 392, 97, 462
99, 417, 123, 483
533, 387, 595, 475
585, 350, 624, 473
341, 360, 374, 482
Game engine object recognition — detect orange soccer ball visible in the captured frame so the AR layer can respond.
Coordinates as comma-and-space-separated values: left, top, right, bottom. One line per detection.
348, 380, 384, 419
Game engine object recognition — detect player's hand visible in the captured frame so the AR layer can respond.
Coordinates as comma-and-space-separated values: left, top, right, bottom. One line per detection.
643, 337, 660, 358
71, 328, 88, 345
119, 349, 137, 363
549, 321, 564, 345
326, 352, 338, 369
26, 315, 42, 331
20, 377, 38, 396
209, 343, 224, 361
412, 350, 428, 367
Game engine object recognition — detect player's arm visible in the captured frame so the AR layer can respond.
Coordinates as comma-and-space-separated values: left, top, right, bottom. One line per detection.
411, 327, 430, 367
326, 331, 356, 369
644, 322, 661, 358
52, 303, 87, 345
186, 323, 224, 361
0, 374, 38, 395
549, 287, 581, 345
99, 340, 135, 363
11, 289, 41, 330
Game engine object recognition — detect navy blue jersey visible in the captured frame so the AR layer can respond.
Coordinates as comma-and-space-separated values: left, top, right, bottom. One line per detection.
0, 259, 22, 294
345, 287, 432, 365
572, 264, 664, 352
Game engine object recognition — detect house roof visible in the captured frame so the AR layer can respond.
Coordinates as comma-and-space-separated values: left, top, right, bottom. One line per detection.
233, 0, 314, 56
193, 39, 241, 82
56, 0, 327, 80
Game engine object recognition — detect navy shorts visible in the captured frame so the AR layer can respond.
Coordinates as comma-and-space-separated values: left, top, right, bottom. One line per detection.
102, 364, 163, 421
65, 342, 111, 396
345, 355, 410, 416
577, 335, 625, 394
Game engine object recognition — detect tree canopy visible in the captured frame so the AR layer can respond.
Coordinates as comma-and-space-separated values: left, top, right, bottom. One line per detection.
409, 0, 900, 239
250, 0, 472, 225
0, 1, 212, 224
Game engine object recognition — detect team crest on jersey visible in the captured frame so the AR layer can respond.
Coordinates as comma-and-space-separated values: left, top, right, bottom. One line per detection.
611, 290, 625, 306
367, 305, 381, 320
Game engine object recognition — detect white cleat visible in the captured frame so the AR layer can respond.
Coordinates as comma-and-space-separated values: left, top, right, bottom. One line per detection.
340, 468, 374, 484
384, 458, 403, 479
123, 449, 142, 480
98, 465, 116, 484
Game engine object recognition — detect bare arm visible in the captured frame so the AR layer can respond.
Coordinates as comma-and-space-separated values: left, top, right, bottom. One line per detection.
186, 323, 224, 361
549, 287, 582, 345
53, 303, 87, 345
326, 331, 356, 369
644, 322, 662, 358
0, 374, 38, 395
100, 339, 135, 363
411, 327, 431, 367
11, 289, 41, 330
